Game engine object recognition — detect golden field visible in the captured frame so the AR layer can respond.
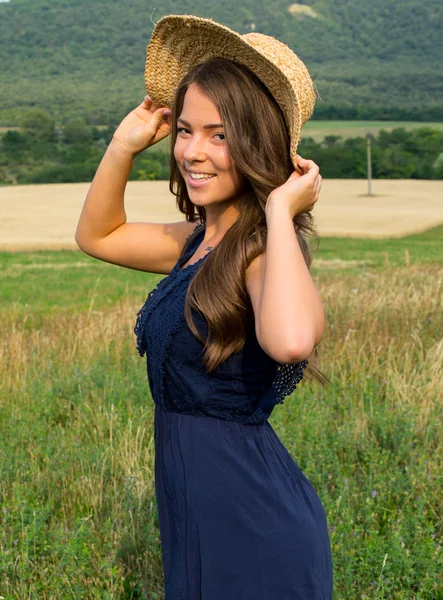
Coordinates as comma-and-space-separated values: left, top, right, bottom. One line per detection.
0, 179, 442, 251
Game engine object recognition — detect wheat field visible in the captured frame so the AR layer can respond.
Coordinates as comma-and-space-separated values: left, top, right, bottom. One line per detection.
0, 179, 442, 251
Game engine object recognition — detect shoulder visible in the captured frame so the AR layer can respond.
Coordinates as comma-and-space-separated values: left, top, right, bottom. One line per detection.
182, 219, 204, 251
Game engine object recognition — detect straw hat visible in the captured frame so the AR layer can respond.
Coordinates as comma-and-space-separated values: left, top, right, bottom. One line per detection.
144, 14, 317, 169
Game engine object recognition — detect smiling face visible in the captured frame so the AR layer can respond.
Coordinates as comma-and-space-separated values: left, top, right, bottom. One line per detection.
174, 83, 248, 211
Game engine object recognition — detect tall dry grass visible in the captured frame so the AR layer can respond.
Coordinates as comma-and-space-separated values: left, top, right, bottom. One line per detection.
0, 264, 442, 598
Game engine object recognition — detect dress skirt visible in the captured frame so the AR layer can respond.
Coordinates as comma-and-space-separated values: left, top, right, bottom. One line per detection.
154, 403, 333, 600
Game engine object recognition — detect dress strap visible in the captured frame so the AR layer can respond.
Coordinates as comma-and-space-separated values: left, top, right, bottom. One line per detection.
177, 223, 205, 267
184, 222, 205, 253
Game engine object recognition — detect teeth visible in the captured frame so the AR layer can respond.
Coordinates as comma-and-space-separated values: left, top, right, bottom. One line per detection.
189, 173, 216, 180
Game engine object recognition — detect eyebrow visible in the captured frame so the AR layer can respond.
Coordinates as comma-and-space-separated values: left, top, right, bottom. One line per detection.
177, 118, 224, 129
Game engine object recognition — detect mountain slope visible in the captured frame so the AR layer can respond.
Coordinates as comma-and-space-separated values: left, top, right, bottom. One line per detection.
1, 0, 442, 124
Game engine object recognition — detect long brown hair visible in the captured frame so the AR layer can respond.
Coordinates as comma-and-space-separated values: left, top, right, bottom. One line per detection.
167, 57, 328, 386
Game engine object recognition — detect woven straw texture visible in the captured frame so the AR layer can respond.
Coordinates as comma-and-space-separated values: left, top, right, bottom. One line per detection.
145, 14, 316, 166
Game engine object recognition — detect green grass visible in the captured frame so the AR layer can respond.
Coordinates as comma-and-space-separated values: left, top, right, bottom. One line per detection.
0, 224, 442, 598
1, 224, 442, 320
0, 249, 164, 323
311, 223, 443, 270
301, 120, 443, 141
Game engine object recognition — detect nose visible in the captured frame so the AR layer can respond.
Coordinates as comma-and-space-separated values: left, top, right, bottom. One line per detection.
182, 134, 207, 164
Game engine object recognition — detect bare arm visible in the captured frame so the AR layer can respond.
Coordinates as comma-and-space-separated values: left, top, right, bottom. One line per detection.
252, 201, 324, 362
75, 97, 196, 274
75, 139, 133, 244
246, 157, 324, 363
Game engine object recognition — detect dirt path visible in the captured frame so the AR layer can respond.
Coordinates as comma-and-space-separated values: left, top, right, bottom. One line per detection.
0, 180, 441, 251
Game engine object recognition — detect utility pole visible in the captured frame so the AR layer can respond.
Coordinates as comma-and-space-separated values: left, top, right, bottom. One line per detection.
366, 133, 372, 196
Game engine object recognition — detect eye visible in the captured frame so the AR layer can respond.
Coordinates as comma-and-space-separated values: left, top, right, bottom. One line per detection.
177, 127, 225, 141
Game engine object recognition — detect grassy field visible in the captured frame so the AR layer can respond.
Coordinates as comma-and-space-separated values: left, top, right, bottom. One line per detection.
0, 226, 442, 598
300, 120, 443, 142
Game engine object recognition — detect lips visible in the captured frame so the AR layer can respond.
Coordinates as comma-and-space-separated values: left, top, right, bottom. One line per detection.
187, 172, 217, 187
187, 171, 216, 176
189, 174, 216, 179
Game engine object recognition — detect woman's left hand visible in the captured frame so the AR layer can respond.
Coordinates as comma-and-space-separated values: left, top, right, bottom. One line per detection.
266, 156, 322, 218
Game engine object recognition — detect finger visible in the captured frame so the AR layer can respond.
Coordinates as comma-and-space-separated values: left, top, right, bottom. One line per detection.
298, 158, 320, 179
294, 163, 304, 176
151, 107, 171, 127
162, 108, 172, 120
288, 169, 302, 181
296, 155, 318, 170
304, 167, 319, 190
307, 162, 320, 178
141, 95, 162, 113
296, 155, 309, 174
305, 161, 319, 175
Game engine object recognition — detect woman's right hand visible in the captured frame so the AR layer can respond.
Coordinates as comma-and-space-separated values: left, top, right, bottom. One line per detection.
112, 96, 172, 156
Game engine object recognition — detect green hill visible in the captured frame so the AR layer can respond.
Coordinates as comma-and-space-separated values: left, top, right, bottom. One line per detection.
1, 0, 442, 125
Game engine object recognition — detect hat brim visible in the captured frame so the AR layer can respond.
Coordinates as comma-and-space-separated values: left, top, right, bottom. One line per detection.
145, 14, 304, 164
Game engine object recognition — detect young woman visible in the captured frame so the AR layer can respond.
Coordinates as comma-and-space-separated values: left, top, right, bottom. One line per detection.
76, 17, 333, 599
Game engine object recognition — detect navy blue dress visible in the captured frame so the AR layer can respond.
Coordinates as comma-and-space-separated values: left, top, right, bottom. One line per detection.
134, 224, 333, 599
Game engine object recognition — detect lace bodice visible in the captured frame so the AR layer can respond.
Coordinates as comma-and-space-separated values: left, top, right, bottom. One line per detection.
134, 224, 308, 424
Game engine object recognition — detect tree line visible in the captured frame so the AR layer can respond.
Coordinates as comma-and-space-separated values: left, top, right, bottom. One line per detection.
1, 109, 442, 185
